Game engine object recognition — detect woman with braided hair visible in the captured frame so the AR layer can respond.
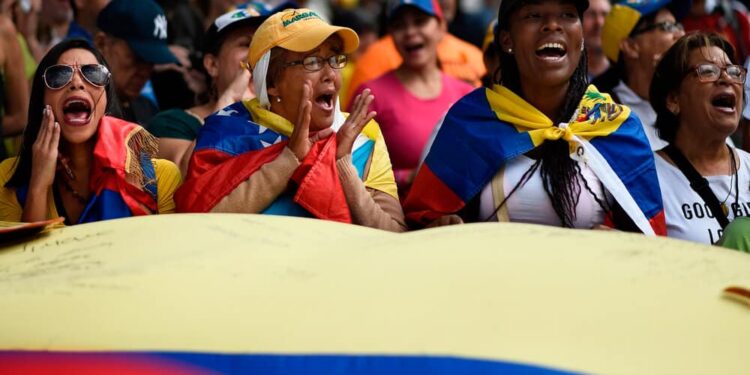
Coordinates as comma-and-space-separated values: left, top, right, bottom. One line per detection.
404, 0, 665, 234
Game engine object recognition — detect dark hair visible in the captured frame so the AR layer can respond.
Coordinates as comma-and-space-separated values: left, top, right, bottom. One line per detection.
7, 38, 122, 188
650, 32, 738, 144
492, 1, 592, 228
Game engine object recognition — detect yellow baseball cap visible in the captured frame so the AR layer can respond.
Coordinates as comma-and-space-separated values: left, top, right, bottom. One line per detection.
482, 19, 498, 53
247, 8, 359, 69
600, 5, 643, 63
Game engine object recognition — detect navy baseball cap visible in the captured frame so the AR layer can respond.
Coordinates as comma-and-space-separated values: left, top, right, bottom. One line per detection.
97, 0, 178, 65
203, 1, 298, 55
499, 0, 589, 29
388, 0, 444, 20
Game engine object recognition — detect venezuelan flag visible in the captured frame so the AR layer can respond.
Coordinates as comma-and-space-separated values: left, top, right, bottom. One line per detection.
16, 116, 158, 224
404, 85, 665, 235
175, 99, 397, 222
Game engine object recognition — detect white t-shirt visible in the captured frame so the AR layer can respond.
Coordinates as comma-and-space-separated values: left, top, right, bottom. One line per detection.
613, 81, 669, 151
656, 149, 750, 245
479, 155, 610, 228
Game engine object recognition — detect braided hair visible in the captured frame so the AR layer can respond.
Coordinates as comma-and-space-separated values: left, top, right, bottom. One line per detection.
489, 21, 592, 227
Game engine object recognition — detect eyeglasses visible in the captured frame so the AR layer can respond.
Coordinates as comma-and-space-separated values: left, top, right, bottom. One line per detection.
631, 21, 684, 36
687, 63, 747, 84
43, 64, 111, 90
283, 54, 348, 72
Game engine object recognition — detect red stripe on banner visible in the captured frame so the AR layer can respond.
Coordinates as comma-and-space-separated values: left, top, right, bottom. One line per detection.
0, 353, 214, 375
403, 166, 465, 226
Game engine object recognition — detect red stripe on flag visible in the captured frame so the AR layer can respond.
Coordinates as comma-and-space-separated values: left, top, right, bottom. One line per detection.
403, 166, 465, 226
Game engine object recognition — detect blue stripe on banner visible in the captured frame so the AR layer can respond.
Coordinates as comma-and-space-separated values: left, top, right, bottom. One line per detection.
589, 114, 663, 218
0, 351, 579, 374
425, 88, 534, 203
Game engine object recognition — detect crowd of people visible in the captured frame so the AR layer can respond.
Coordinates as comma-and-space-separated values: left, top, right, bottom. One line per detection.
0, 0, 747, 251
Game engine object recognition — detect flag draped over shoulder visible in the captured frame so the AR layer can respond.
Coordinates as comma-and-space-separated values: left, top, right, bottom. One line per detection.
17, 116, 159, 223
175, 99, 397, 221
404, 84, 666, 235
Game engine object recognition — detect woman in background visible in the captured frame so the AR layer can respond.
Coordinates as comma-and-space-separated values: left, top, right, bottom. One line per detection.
351, 0, 473, 196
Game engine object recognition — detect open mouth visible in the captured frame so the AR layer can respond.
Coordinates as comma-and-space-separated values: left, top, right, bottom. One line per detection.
62, 97, 93, 126
535, 42, 567, 61
314, 92, 335, 112
711, 92, 737, 113
405, 42, 425, 54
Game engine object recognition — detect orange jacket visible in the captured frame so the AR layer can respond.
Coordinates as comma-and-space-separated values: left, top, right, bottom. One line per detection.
343, 34, 486, 108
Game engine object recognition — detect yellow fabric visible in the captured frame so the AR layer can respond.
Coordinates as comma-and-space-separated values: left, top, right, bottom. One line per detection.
482, 19, 498, 53
16, 33, 36, 81
2, 214, 750, 374
247, 8, 359, 68
486, 84, 631, 152
0, 158, 57, 222
601, 4, 643, 62
154, 159, 181, 214
243, 99, 399, 199
0, 157, 181, 222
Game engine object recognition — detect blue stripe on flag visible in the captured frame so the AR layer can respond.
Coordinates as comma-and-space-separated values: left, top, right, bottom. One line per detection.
425, 88, 534, 203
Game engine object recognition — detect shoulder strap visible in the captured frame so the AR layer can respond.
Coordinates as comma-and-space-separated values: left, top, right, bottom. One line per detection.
663, 144, 730, 228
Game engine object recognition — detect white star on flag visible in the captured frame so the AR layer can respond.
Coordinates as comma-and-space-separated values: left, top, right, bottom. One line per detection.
217, 108, 238, 116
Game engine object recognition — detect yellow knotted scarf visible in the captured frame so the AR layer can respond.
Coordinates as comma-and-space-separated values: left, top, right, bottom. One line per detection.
485, 84, 631, 152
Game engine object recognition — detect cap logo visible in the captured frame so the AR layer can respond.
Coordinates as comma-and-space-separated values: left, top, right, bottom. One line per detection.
281, 10, 320, 27
231, 10, 247, 19
153, 14, 167, 40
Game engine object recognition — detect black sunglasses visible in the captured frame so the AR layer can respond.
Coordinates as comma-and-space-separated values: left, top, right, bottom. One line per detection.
43, 64, 111, 90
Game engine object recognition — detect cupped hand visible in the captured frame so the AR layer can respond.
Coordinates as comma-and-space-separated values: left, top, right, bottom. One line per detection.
336, 88, 376, 159
29, 105, 60, 191
287, 81, 333, 160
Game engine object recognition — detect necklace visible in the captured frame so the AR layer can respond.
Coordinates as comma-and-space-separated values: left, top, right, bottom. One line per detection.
58, 178, 88, 206
56, 156, 88, 206
719, 147, 739, 216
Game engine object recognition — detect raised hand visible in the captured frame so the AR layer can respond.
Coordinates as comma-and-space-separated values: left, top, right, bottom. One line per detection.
336, 88, 376, 159
216, 68, 253, 110
29, 105, 60, 192
287, 81, 333, 160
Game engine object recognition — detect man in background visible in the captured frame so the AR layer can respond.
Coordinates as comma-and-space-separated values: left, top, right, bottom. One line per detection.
94, 0, 178, 125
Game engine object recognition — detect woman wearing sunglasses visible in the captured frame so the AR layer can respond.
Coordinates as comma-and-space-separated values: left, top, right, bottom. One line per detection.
404, 0, 665, 234
650, 32, 750, 249
175, 9, 406, 232
0, 39, 181, 224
